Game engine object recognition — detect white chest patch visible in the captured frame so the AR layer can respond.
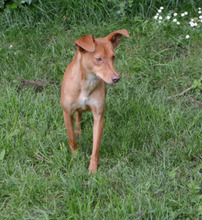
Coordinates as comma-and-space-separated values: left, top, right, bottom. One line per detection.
79, 93, 97, 110
78, 73, 99, 109
64, 73, 100, 113
85, 73, 100, 91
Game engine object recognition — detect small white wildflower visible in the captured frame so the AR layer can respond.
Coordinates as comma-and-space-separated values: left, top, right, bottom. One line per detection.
184, 11, 188, 15
198, 7, 201, 10
158, 20, 162, 23
191, 18, 194, 22
194, 22, 198, 26
154, 15, 158, 19
185, 35, 190, 39
167, 15, 171, 20
173, 18, 177, 22
160, 7, 164, 10
177, 21, 180, 25
181, 13, 185, 17
159, 16, 163, 20
158, 9, 162, 13
173, 13, 177, 16
156, 13, 159, 16
199, 15, 202, 19
8, 45, 13, 49
198, 11, 202, 14
190, 21, 195, 27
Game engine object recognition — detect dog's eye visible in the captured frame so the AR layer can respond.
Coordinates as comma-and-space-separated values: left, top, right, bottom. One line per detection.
96, 57, 102, 62
112, 55, 115, 61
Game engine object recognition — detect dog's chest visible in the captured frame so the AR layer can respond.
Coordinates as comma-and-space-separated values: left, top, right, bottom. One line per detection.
78, 93, 96, 110
78, 74, 99, 110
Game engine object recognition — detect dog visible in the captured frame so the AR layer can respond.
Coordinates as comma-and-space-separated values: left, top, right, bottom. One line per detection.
61, 29, 129, 173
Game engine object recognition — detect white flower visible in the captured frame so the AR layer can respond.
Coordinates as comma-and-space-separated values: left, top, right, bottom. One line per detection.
158, 20, 162, 23
154, 15, 158, 20
173, 18, 177, 22
158, 9, 162, 13
173, 13, 177, 16
9, 45, 13, 49
181, 13, 185, 17
159, 16, 163, 20
190, 21, 195, 27
190, 21, 197, 27
177, 21, 180, 25
166, 15, 171, 20
191, 19, 194, 22
198, 8, 201, 10
199, 11, 202, 14
156, 13, 159, 16
199, 15, 202, 19
160, 7, 164, 10
184, 11, 188, 15
185, 35, 190, 39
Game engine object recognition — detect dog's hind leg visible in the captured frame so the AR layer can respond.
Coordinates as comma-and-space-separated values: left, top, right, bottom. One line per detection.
63, 110, 78, 152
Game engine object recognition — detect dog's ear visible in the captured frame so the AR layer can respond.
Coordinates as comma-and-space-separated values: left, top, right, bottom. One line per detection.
75, 35, 95, 52
105, 29, 130, 48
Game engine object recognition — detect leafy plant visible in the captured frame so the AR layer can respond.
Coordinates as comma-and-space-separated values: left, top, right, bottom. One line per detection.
192, 78, 202, 95
0, 0, 33, 11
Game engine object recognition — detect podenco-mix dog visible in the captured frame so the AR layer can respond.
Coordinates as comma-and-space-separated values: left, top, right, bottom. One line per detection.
61, 29, 130, 173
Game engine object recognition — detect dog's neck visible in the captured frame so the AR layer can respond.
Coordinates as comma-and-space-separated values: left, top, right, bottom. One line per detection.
74, 51, 102, 96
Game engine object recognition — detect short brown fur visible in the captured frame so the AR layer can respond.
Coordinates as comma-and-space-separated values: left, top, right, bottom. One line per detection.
61, 29, 129, 173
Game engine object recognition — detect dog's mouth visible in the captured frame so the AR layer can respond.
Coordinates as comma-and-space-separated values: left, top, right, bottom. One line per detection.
96, 74, 117, 84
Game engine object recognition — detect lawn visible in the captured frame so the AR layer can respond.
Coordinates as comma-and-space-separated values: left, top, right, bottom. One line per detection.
0, 1, 201, 219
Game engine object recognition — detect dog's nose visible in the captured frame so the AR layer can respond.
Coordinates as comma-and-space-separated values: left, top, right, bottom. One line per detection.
112, 76, 120, 83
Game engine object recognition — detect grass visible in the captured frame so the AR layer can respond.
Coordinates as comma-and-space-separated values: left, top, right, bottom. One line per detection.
0, 2, 202, 219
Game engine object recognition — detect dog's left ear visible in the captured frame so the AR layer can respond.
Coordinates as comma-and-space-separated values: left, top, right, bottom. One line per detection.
105, 29, 130, 48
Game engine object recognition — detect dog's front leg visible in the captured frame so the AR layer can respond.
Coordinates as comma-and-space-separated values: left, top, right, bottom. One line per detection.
63, 110, 77, 153
89, 111, 104, 174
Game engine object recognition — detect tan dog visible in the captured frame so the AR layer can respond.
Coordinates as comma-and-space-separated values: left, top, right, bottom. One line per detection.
61, 29, 129, 173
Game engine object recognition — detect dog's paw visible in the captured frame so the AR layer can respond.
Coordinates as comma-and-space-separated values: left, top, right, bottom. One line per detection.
88, 161, 98, 174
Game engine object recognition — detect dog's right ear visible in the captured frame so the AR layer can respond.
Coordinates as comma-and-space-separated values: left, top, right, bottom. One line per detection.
75, 35, 95, 53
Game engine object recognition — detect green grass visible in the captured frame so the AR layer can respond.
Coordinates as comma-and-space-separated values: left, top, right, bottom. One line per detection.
0, 2, 202, 219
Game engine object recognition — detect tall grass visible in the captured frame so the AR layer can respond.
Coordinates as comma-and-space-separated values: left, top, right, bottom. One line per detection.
0, 1, 201, 219
1, 0, 201, 27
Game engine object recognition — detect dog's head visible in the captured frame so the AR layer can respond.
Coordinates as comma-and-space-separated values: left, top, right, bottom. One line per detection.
75, 29, 130, 84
